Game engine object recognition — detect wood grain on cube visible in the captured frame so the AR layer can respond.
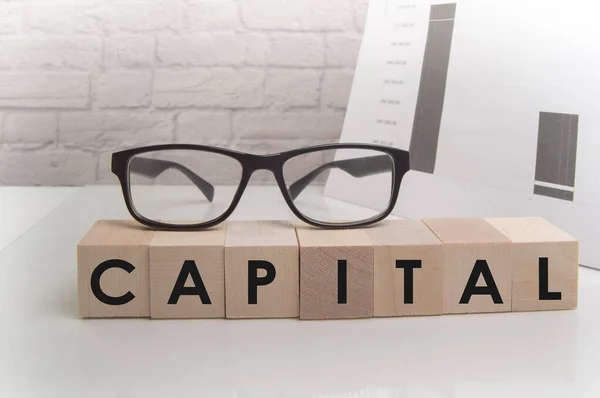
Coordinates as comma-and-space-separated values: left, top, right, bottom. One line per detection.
149, 226, 226, 319
367, 219, 443, 317
486, 217, 578, 312
77, 220, 154, 318
296, 224, 374, 320
224, 221, 299, 318
423, 218, 512, 314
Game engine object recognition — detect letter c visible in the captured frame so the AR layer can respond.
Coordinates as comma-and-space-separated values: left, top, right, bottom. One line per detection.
90, 259, 136, 305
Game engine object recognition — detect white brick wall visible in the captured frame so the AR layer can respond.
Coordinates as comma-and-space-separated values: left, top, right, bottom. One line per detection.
0, 0, 367, 186
96, 71, 153, 108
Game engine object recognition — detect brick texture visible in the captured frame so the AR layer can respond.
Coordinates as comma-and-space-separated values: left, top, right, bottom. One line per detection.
157, 33, 246, 66
184, 0, 240, 31
232, 111, 344, 139
176, 111, 232, 142
104, 36, 155, 68
322, 70, 355, 109
0, 0, 365, 185
326, 34, 362, 67
0, 4, 22, 35
96, 71, 153, 108
240, 0, 353, 31
0, 72, 90, 109
153, 68, 265, 108
3, 113, 58, 144
0, 148, 96, 185
0, 37, 102, 70
265, 70, 321, 108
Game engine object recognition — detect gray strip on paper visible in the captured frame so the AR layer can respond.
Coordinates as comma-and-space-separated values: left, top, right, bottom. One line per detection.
409, 3, 456, 174
534, 112, 578, 201
534, 185, 574, 201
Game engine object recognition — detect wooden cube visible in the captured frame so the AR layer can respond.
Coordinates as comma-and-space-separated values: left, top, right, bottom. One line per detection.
367, 219, 443, 317
423, 218, 512, 314
486, 217, 578, 312
296, 224, 374, 320
77, 220, 154, 318
224, 221, 299, 318
149, 226, 226, 319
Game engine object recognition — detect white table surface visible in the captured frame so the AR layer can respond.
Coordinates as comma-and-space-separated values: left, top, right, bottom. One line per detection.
1, 186, 599, 398
0, 186, 80, 252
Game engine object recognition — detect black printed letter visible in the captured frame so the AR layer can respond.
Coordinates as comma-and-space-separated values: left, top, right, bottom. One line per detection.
460, 259, 503, 304
338, 259, 347, 304
539, 257, 561, 300
168, 260, 212, 305
248, 260, 276, 304
91, 259, 136, 305
395, 260, 422, 304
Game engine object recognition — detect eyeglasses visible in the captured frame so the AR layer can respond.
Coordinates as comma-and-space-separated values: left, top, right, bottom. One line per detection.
111, 143, 410, 230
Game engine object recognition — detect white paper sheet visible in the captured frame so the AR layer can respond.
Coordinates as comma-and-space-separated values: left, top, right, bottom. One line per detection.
328, 0, 600, 268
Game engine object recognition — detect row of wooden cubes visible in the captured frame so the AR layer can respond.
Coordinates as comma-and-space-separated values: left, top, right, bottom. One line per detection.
77, 217, 578, 319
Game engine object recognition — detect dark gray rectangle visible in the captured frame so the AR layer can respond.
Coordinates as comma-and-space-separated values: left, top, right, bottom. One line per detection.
409, 4, 456, 174
535, 112, 578, 187
534, 185, 574, 201
430, 3, 456, 20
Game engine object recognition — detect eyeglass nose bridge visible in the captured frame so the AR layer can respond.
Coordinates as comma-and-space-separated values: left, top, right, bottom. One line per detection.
242, 153, 282, 173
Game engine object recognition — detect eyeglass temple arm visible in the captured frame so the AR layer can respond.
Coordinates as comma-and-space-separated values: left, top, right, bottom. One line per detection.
128, 157, 215, 202
288, 154, 393, 200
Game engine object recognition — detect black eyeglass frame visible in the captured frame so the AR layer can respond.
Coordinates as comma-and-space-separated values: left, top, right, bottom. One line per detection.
112, 143, 410, 231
